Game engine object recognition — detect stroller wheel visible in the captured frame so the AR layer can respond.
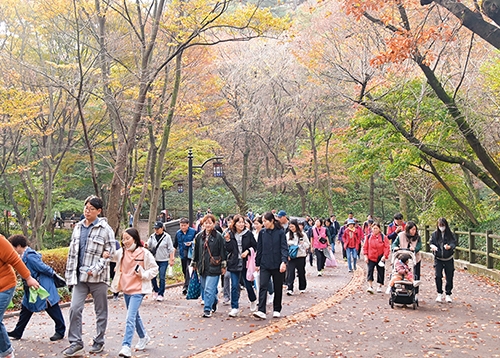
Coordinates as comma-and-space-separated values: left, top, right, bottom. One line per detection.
413, 302, 416, 310
389, 298, 394, 309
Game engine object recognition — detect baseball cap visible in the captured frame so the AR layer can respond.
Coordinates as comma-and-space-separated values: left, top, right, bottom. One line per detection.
277, 210, 287, 218
154, 221, 164, 229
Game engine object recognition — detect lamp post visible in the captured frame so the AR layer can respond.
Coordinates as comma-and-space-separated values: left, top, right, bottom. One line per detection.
188, 148, 224, 227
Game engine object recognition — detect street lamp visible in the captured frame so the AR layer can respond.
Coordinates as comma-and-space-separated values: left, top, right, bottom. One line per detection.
188, 148, 224, 227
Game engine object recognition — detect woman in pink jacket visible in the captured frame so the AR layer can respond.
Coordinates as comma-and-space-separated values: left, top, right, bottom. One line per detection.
311, 219, 329, 276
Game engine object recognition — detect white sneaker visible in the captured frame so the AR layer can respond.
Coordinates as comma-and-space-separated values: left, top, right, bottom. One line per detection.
272, 311, 281, 318
200, 300, 204, 305
135, 334, 151, 350
267, 293, 274, 305
376, 286, 382, 293
299, 290, 306, 294
222, 300, 230, 306
156, 295, 164, 302
286, 290, 294, 296
152, 292, 158, 300
367, 286, 374, 294
317, 271, 323, 276
413, 280, 421, 287
385, 286, 392, 295
250, 301, 257, 312
228, 308, 239, 317
253, 310, 266, 320
436, 294, 442, 303
445, 295, 452, 303
118, 345, 132, 357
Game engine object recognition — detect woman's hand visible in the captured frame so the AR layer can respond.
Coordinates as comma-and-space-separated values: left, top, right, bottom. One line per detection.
279, 262, 286, 273
241, 250, 248, 259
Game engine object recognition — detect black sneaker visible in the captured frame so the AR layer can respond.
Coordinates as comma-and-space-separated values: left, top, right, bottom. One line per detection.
7, 331, 21, 340
62, 344, 84, 357
182, 288, 188, 295
50, 332, 64, 341
89, 342, 104, 353
202, 311, 212, 318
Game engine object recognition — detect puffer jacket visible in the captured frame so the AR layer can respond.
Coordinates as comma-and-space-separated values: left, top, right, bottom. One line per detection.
430, 230, 456, 261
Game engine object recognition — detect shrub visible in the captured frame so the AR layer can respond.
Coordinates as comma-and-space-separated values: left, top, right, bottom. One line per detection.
40, 247, 69, 275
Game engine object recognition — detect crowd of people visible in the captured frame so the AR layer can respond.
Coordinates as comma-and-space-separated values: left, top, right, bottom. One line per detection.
0, 196, 458, 358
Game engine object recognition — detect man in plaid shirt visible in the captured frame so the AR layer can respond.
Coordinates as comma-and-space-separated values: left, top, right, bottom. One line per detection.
62, 196, 116, 357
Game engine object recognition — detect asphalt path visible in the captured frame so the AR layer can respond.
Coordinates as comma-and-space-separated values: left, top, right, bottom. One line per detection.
4, 244, 500, 357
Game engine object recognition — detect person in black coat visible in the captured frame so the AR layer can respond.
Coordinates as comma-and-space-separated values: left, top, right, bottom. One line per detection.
224, 214, 258, 317
253, 212, 288, 320
430, 217, 456, 303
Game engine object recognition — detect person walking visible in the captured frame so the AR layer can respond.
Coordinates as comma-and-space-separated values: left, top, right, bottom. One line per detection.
311, 219, 329, 276
430, 217, 456, 303
7, 235, 65, 341
253, 212, 288, 320
0, 234, 39, 358
362, 223, 389, 293
286, 219, 310, 295
343, 219, 361, 272
391, 221, 422, 298
191, 214, 227, 318
174, 218, 197, 295
110, 228, 158, 358
63, 195, 116, 357
224, 214, 258, 317
146, 222, 175, 302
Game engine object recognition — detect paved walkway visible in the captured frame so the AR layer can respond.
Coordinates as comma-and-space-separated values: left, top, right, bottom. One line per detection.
4, 244, 500, 357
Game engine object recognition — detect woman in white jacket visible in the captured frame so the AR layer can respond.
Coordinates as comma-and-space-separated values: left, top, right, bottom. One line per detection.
110, 228, 158, 358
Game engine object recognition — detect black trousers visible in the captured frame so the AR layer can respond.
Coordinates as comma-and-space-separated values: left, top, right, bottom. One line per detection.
435, 258, 454, 295
10, 302, 66, 338
181, 257, 192, 290
366, 260, 385, 285
315, 249, 326, 272
287, 257, 307, 292
258, 268, 284, 314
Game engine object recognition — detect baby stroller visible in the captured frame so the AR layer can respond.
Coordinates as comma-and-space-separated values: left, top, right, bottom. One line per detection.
388, 249, 418, 310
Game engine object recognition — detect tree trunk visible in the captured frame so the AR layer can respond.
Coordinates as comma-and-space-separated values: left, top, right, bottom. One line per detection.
222, 176, 248, 214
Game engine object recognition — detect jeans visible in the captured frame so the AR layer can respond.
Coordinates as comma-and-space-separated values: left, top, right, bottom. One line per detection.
0, 287, 15, 357
152, 261, 168, 296
10, 302, 66, 338
200, 275, 219, 314
223, 270, 231, 302
435, 258, 454, 295
346, 247, 358, 271
241, 266, 256, 303
68, 281, 108, 346
122, 294, 146, 347
229, 271, 241, 309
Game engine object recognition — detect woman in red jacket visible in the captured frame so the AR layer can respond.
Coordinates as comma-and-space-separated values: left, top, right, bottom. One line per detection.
343, 219, 361, 272
363, 223, 390, 293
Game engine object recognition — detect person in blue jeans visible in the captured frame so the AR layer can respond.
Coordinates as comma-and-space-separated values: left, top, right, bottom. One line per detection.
0, 234, 39, 358
191, 214, 227, 318
7, 235, 66, 341
110, 228, 158, 358
146, 222, 175, 302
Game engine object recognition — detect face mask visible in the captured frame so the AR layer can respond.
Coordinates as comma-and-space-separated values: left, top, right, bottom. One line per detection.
439, 226, 446, 232
126, 243, 137, 251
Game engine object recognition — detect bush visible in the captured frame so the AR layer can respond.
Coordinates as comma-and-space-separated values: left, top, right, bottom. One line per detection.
40, 247, 69, 275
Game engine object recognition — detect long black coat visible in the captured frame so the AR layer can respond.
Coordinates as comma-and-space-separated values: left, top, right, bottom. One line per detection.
225, 229, 257, 272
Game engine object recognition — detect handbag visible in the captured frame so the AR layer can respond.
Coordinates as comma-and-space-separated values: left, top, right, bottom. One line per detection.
205, 240, 221, 266
186, 270, 201, 300
53, 273, 67, 288
288, 245, 299, 259
325, 250, 337, 267
315, 228, 328, 245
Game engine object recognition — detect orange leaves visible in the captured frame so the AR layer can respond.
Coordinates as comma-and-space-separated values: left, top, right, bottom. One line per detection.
370, 24, 455, 67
